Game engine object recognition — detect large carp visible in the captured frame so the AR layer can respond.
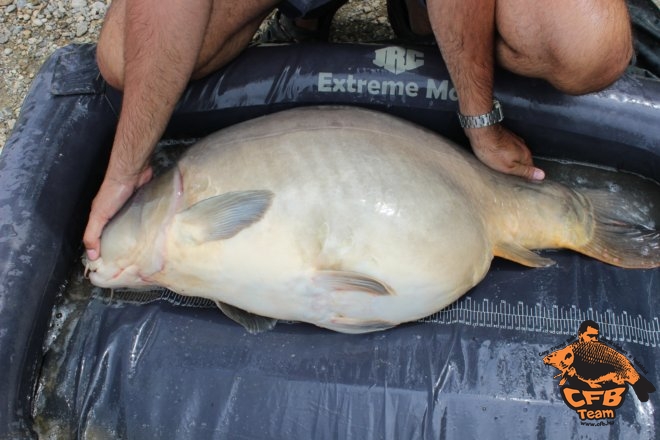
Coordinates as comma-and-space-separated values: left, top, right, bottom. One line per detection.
85, 106, 660, 333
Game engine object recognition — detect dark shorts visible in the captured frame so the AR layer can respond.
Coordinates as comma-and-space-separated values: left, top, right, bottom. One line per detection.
279, 0, 348, 18
280, 0, 428, 19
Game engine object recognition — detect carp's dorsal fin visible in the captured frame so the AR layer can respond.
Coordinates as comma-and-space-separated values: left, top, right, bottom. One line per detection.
177, 190, 274, 243
216, 301, 278, 334
315, 270, 396, 296
494, 243, 555, 268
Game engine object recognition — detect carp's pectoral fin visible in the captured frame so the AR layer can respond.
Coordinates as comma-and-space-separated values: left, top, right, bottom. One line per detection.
313, 271, 397, 333
177, 190, 274, 243
494, 243, 555, 268
216, 301, 278, 334
324, 317, 395, 334
315, 270, 396, 296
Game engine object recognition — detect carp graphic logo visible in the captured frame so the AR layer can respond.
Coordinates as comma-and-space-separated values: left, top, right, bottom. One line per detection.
542, 320, 655, 422
373, 46, 424, 74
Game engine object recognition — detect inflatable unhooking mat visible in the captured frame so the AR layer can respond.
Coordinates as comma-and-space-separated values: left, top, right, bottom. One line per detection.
1, 19, 659, 440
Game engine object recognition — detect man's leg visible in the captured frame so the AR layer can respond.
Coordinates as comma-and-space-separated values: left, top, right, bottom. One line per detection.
495, 0, 633, 94
424, 0, 632, 181
85, 0, 278, 260
97, 0, 278, 89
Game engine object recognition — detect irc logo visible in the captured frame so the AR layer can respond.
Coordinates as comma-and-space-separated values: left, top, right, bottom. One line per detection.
373, 47, 424, 75
542, 320, 655, 422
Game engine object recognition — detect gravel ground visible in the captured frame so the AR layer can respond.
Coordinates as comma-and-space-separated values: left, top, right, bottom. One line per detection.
0, 0, 107, 152
0, 0, 394, 154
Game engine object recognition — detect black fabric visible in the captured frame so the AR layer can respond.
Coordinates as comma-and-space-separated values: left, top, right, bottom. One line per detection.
278, 0, 348, 19
629, 0, 660, 76
0, 42, 659, 439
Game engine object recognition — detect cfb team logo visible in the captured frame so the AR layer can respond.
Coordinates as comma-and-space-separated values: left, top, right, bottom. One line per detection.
542, 320, 656, 422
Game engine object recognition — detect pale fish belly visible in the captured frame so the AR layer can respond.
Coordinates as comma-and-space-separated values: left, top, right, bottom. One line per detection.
152, 111, 494, 331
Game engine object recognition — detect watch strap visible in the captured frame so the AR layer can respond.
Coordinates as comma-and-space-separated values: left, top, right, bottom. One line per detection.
457, 100, 504, 129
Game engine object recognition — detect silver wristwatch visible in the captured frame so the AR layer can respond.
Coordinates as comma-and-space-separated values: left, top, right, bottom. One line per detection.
457, 100, 504, 129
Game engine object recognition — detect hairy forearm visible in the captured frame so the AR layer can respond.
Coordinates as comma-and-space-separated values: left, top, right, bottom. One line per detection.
106, 0, 212, 180
427, 0, 496, 116
425, 0, 543, 181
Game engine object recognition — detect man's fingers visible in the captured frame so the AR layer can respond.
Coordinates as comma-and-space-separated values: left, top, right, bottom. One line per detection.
512, 163, 546, 181
85, 246, 100, 261
503, 140, 545, 181
84, 191, 115, 260
496, 154, 545, 181
530, 167, 545, 181
83, 214, 105, 261
468, 125, 545, 181
489, 156, 544, 181
83, 172, 145, 261
137, 167, 153, 187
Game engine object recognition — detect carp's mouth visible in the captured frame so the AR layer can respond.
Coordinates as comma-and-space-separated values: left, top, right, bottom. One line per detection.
82, 253, 155, 289
81, 254, 121, 284
83, 254, 102, 279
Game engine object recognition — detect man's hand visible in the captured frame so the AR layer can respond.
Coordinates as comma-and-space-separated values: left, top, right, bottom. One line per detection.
426, 0, 544, 182
83, 167, 153, 261
466, 124, 545, 181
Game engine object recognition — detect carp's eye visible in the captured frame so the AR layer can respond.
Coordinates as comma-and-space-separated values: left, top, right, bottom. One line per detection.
564, 353, 573, 360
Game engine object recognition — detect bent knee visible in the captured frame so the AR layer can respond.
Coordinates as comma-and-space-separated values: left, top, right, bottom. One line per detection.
498, 0, 633, 96
548, 31, 633, 95
545, 7, 633, 95
96, 0, 125, 90
97, 35, 125, 90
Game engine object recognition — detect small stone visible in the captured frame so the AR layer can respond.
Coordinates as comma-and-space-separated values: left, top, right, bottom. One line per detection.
75, 21, 87, 37
6, 4, 16, 12
70, 0, 85, 8
91, 1, 105, 12
32, 17, 42, 26
3, 47, 12, 55
0, 0, 13, 6
0, 28, 10, 44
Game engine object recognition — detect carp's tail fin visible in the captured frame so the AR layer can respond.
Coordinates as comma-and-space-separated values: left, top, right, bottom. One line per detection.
632, 375, 656, 403
575, 189, 660, 269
